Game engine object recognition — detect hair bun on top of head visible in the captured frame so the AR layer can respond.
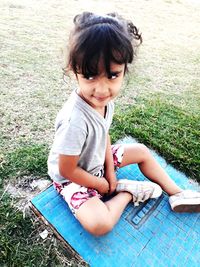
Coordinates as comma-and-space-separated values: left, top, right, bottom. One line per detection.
73, 11, 142, 43
73, 12, 119, 29
107, 12, 142, 42
73, 12, 94, 26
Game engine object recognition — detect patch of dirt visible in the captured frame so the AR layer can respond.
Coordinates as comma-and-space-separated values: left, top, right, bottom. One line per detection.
4, 176, 51, 214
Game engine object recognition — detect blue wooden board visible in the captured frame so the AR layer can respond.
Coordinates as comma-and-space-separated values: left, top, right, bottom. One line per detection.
31, 137, 200, 267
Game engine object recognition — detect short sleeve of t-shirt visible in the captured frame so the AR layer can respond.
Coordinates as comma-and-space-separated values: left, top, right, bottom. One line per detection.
52, 121, 87, 156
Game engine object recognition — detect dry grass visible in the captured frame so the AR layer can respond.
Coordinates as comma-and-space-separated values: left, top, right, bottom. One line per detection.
1, 0, 200, 149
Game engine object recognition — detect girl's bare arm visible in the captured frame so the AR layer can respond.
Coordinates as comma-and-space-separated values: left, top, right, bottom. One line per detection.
58, 154, 109, 194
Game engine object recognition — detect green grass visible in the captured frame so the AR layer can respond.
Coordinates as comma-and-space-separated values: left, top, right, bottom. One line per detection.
0, 144, 48, 183
0, 193, 60, 267
111, 96, 200, 181
0, 145, 56, 267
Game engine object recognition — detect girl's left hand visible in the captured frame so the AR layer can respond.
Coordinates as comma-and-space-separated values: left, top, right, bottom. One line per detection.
105, 170, 117, 194
109, 177, 117, 194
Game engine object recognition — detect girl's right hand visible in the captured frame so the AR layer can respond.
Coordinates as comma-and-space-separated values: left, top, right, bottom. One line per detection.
97, 178, 110, 195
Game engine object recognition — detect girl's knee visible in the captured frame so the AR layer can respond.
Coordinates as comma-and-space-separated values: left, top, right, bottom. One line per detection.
138, 143, 151, 160
75, 197, 114, 236
82, 217, 113, 236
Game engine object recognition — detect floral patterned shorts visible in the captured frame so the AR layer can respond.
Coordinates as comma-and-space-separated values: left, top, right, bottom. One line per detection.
53, 144, 124, 216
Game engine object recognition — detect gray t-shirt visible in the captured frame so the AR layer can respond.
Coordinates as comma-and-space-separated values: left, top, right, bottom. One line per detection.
47, 90, 114, 184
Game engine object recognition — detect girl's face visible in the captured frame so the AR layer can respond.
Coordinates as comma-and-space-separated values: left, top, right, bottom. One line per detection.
76, 62, 125, 114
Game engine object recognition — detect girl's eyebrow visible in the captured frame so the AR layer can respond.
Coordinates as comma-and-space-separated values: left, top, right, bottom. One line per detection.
81, 70, 123, 77
109, 70, 123, 74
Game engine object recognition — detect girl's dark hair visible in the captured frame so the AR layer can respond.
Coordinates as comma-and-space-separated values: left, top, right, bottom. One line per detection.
65, 12, 142, 76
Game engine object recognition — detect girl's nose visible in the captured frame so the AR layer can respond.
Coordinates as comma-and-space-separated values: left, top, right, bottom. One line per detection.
95, 78, 109, 95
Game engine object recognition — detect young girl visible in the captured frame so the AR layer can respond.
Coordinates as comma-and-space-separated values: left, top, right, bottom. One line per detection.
48, 12, 200, 236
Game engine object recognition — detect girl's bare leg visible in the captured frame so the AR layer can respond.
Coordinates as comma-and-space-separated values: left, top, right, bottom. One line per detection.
76, 193, 132, 236
76, 143, 183, 236
120, 143, 182, 196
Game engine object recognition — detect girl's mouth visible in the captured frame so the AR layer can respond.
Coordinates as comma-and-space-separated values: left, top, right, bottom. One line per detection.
93, 96, 109, 102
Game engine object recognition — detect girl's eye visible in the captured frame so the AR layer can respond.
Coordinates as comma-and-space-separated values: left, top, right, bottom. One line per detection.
108, 73, 119, 80
83, 74, 96, 80
87, 76, 95, 80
